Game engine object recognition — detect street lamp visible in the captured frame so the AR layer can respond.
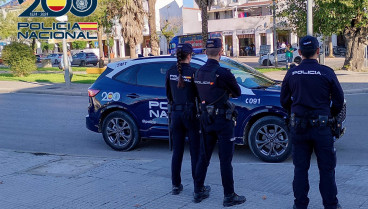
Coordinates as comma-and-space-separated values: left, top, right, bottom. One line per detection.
272, 0, 278, 67
56, 15, 73, 88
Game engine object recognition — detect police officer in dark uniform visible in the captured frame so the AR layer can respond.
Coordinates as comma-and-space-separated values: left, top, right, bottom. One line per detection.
193, 39, 246, 207
280, 36, 344, 209
165, 43, 200, 195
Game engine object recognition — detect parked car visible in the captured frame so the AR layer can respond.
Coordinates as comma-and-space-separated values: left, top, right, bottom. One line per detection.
71, 52, 98, 66
86, 55, 291, 163
259, 48, 302, 66
35, 54, 42, 63
42, 53, 62, 64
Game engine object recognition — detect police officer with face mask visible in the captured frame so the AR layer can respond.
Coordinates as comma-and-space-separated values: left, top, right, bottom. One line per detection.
193, 39, 246, 207
280, 36, 344, 209
165, 43, 200, 195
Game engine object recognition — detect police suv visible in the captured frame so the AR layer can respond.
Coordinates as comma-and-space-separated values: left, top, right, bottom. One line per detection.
86, 55, 290, 162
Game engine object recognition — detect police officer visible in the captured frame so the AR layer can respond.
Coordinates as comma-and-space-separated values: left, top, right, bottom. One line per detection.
280, 36, 344, 209
193, 39, 246, 207
165, 43, 200, 195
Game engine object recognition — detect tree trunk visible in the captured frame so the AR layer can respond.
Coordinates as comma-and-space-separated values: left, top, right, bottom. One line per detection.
98, 26, 104, 59
148, 0, 159, 56
343, 28, 368, 71
166, 39, 170, 54
130, 43, 137, 59
31, 38, 36, 52
328, 36, 334, 58
200, 4, 208, 48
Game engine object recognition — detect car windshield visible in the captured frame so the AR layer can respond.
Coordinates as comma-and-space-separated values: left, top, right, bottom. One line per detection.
220, 57, 277, 89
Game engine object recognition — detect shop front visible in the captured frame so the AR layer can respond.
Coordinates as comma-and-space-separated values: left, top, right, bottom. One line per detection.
223, 31, 233, 57
237, 29, 256, 56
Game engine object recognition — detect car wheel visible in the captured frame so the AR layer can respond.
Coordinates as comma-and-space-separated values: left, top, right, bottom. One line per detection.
262, 59, 272, 66
54, 60, 59, 64
80, 61, 86, 67
294, 57, 302, 64
102, 111, 140, 151
93, 63, 97, 66
248, 116, 291, 162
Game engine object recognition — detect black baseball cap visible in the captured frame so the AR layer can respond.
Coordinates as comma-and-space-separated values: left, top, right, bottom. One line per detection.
177, 43, 193, 54
299, 35, 319, 51
206, 39, 222, 48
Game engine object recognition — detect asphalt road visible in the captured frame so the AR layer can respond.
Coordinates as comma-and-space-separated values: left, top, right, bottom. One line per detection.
0, 92, 367, 165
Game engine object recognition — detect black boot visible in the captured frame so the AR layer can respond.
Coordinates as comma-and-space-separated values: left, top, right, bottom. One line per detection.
171, 184, 183, 195
193, 185, 211, 203
223, 193, 246, 207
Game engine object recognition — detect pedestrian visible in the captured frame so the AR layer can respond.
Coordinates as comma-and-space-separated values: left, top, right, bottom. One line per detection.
165, 43, 201, 195
280, 35, 344, 209
193, 39, 246, 207
285, 43, 294, 70
59, 50, 72, 71
281, 41, 287, 48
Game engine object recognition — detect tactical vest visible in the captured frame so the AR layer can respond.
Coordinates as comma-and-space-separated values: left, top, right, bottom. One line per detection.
194, 67, 228, 107
168, 65, 197, 105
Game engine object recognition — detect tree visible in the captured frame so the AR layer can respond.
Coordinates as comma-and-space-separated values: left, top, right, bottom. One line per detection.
72, 41, 87, 50
194, 0, 214, 45
279, 0, 368, 71
0, 9, 20, 41
160, 17, 182, 53
108, 0, 145, 59
148, 0, 159, 55
2, 42, 36, 76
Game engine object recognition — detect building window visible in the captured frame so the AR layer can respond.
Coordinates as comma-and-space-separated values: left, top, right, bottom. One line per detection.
233, 0, 238, 2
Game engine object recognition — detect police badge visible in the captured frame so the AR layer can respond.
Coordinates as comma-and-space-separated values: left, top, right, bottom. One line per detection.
76, 0, 88, 10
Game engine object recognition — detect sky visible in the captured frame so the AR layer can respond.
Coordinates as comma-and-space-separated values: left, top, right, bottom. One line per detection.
183, 0, 194, 8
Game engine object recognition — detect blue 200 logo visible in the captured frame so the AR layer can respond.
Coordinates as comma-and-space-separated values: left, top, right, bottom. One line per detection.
18, 0, 97, 17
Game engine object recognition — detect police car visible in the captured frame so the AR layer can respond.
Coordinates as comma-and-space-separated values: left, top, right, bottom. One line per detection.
86, 55, 290, 162
259, 48, 302, 66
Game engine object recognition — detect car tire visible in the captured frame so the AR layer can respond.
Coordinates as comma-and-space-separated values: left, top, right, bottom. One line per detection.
248, 116, 291, 163
294, 57, 302, 64
80, 61, 86, 67
262, 59, 272, 66
102, 111, 140, 151
93, 63, 97, 66
54, 60, 59, 64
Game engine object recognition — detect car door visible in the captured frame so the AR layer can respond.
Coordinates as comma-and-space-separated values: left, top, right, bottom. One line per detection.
119, 61, 175, 138
278, 49, 286, 62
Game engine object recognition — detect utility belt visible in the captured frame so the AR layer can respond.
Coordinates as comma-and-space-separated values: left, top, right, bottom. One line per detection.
290, 113, 332, 128
172, 103, 195, 111
200, 101, 238, 124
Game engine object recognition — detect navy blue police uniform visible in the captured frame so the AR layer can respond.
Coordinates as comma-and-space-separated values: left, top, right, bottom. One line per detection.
165, 43, 200, 194
193, 39, 245, 207
280, 36, 344, 209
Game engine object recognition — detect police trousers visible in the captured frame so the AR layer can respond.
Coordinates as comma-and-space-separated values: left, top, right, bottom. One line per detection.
171, 110, 200, 187
291, 126, 338, 209
194, 115, 235, 196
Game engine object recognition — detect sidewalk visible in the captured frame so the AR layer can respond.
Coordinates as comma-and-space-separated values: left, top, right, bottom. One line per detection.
1, 69, 368, 96
0, 149, 367, 209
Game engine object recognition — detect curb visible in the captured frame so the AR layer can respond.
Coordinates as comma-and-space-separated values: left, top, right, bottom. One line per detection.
0, 89, 86, 96
344, 88, 368, 94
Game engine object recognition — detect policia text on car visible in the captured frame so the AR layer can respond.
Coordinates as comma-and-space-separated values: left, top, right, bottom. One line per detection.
280, 35, 344, 209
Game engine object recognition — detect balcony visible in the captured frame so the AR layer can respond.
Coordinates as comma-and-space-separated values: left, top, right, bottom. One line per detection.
208, 16, 271, 33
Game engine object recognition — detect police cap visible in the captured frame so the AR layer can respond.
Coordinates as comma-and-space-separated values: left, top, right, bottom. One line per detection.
177, 43, 193, 54
299, 35, 319, 51
206, 39, 222, 49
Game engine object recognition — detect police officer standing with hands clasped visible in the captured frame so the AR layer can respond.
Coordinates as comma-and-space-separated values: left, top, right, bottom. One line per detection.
280, 36, 344, 209
193, 39, 246, 207
165, 43, 200, 195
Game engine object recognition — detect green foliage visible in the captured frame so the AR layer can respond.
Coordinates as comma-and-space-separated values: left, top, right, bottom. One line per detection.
41, 42, 55, 52
278, 0, 368, 37
0, 73, 99, 84
107, 37, 114, 48
2, 42, 36, 77
72, 41, 87, 50
0, 9, 20, 40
